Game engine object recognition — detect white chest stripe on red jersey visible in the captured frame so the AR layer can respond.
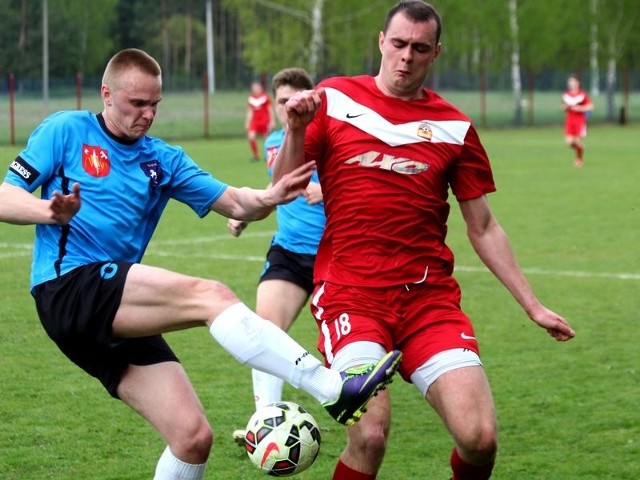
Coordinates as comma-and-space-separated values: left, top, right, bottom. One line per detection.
324, 87, 470, 147
562, 92, 585, 107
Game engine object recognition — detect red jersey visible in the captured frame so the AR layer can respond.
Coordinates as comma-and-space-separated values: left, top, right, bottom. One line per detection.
248, 93, 272, 128
562, 89, 590, 137
306, 76, 496, 287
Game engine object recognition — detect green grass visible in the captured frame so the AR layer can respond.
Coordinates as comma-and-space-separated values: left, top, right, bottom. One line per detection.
0, 89, 637, 145
0, 124, 639, 479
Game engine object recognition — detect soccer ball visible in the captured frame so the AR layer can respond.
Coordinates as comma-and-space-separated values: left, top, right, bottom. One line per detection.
244, 401, 321, 477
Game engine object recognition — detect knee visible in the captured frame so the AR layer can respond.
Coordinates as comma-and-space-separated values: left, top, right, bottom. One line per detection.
346, 416, 389, 459
458, 424, 497, 464
171, 416, 214, 464
190, 278, 239, 316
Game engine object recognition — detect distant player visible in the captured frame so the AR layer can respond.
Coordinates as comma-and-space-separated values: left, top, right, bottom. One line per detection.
228, 67, 325, 446
246, 81, 275, 161
562, 75, 593, 167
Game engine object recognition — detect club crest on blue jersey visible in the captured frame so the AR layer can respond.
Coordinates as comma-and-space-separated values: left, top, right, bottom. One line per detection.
82, 144, 110, 177
139, 160, 163, 190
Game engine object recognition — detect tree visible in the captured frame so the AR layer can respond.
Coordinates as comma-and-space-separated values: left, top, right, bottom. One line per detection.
221, 0, 386, 80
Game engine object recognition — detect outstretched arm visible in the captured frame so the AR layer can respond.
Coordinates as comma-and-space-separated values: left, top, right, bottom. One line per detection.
459, 195, 575, 342
0, 181, 81, 225
211, 160, 316, 221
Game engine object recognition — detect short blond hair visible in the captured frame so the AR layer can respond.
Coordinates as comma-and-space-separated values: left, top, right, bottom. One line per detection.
102, 48, 162, 89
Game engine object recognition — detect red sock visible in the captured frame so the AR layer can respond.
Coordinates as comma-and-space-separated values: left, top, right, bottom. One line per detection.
249, 139, 258, 158
451, 448, 494, 480
576, 144, 584, 159
332, 459, 376, 480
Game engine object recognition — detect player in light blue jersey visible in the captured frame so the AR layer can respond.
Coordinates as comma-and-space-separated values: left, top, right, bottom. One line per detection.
0, 49, 401, 480
227, 68, 326, 445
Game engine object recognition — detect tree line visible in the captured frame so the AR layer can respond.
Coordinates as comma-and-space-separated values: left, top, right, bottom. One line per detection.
1, 0, 638, 121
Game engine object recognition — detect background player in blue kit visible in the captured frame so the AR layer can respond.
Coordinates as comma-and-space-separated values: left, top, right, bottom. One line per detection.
227, 68, 325, 445
0, 49, 401, 480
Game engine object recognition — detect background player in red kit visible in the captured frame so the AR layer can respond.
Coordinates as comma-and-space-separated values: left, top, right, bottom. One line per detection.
273, 1, 576, 479
562, 75, 594, 167
246, 80, 275, 161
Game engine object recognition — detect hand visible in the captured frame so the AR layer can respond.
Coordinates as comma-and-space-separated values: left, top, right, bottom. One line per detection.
50, 182, 81, 225
285, 88, 324, 131
227, 218, 248, 237
529, 305, 575, 342
304, 182, 323, 205
264, 161, 316, 206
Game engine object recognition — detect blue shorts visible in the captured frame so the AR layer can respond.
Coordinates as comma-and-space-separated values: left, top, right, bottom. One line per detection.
32, 261, 179, 398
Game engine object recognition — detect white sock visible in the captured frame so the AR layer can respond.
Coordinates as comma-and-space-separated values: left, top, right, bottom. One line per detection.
210, 302, 341, 404
154, 446, 206, 480
252, 368, 285, 410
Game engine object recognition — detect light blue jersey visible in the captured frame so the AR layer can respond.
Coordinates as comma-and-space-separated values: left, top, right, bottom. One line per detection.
5, 111, 228, 289
264, 129, 325, 255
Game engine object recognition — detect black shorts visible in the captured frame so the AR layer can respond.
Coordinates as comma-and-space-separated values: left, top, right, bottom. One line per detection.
259, 245, 316, 296
32, 261, 179, 399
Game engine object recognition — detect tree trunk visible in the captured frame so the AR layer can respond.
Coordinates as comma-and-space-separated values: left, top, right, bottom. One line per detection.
508, 0, 523, 126
589, 0, 600, 97
309, 0, 325, 79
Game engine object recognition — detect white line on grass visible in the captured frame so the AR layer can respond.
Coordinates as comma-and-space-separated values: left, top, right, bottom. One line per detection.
1, 233, 638, 281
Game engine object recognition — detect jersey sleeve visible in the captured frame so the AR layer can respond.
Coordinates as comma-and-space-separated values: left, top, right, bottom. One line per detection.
167, 148, 228, 217
449, 124, 496, 201
4, 113, 65, 193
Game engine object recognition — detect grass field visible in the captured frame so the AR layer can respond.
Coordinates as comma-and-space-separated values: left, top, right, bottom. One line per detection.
0, 89, 637, 146
0, 124, 638, 479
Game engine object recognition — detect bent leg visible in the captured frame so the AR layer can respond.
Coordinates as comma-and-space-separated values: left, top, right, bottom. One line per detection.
117, 361, 212, 469
333, 392, 390, 479
427, 366, 497, 474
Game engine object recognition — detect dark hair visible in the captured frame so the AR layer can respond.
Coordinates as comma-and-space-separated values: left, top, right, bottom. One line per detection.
271, 67, 314, 95
383, 1, 442, 43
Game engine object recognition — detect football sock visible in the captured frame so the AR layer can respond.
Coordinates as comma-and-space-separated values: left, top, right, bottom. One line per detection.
252, 368, 285, 409
249, 139, 258, 158
450, 447, 494, 480
332, 460, 377, 480
576, 144, 584, 159
154, 446, 206, 480
210, 302, 340, 404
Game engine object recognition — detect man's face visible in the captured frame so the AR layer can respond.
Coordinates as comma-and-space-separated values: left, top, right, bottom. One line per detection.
274, 84, 303, 128
101, 69, 162, 140
378, 12, 441, 99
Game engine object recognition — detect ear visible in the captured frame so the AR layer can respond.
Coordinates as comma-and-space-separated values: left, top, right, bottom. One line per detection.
433, 43, 442, 62
378, 31, 385, 53
101, 84, 112, 106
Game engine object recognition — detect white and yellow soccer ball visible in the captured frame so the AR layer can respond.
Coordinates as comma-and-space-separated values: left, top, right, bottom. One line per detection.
244, 401, 321, 477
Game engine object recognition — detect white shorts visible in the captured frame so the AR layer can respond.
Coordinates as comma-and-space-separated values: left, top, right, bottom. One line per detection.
331, 341, 483, 397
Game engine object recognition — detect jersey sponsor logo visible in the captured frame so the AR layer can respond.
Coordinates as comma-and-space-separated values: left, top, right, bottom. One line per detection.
460, 332, 476, 340
139, 160, 163, 190
344, 151, 429, 175
346, 113, 366, 119
9, 157, 40, 185
82, 144, 110, 177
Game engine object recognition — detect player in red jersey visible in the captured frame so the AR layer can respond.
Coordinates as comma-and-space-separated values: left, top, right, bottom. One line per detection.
273, 2, 576, 479
246, 81, 275, 161
562, 75, 593, 167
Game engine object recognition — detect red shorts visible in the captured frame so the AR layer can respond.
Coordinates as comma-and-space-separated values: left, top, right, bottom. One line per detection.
249, 118, 270, 136
310, 271, 480, 381
565, 116, 587, 137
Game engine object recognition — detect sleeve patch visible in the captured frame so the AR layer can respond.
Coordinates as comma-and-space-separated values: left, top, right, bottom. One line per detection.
9, 156, 41, 186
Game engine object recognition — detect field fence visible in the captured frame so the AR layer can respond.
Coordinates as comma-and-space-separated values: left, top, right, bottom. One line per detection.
0, 77, 637, 146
